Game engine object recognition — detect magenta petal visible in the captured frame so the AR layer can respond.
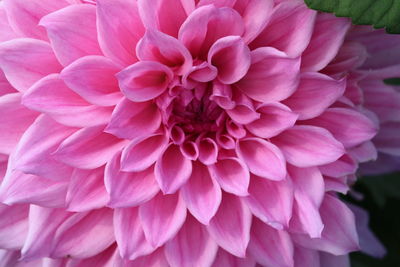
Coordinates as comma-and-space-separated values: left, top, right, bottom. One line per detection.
319, 253, 350, 267
207, 193, 251, 258
97, 0, 144, 66
294, 247, 320, 267
236, 47, 300, 102
54, 125, 127, 169
248, 218, 294, 267
155, 144, 192, 194
245, 175, 293, 229
181, 162, 221, 225
105, 152, 159, 208
209, 157, 250, 196
165, 215, 218, 267
117, 61, 173, 102
211, 249, 256, 267
66, 168, 109, 212
61, 56, 123, 106
272, 125, 345, 167
197, 137, 218, 165
139, 193, 187, 247
39, 4, 102, 66
237, 138, 286, 181
0, 203, 28, 250
0, 38, 61, 92
208, 36, 251, 84
114, 207, 155, 260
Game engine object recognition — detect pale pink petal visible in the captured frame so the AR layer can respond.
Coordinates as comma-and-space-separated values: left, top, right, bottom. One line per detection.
22, 74, 113, 128
137, 29, 192, 75
0, 3, 19, 42
155, 144, 192, 194
114, 207, 155, 260
246, 103, 298, 138
211, 249, 256, 267
165, 215, 218, 267
96, 0, 144, 66
0, 203, 28, 250
181, 162, 222, 225
120, 248, 169, 267
139, 193, 187, 247
237, 138, 286, 181
54, 125, 127, 169
209, 157, 250, 196
39, 4, 102, 66
207, 193, 251, 258
66, 168, 109, 212
306, 108, 378, 148
105, 98, 161, 140
282, 73, 345, 120
245, 175, 293, 229
0, 93, 38, 154
61, 55, 123, 106
208, 36, 251, 84
0, 38, 61, 92
236, 47, 300, 102
117, 61, 173, 102
272, 126, 345, 167
105, 152, 159, 208
65, 244, 117, 267
248, 218, 294, 267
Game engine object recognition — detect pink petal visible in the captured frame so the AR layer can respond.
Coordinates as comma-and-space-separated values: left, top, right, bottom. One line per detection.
114, 207, 155, 260
250, 1, 316, 57
248, 218, 294, 267
211, 249, 256, 267
66, 168, 109, 212
3, 0, 68, 40
245, 175, 293, 229
237, 138, 286, 181
319, 253, 350, 267
181, 162, 222, 225
11, 115, 75, 180
0, 70, 16, 96
294, 247, 319, 267
208, 36, 250, 84
96, 0, 144, 66
105, 152, 159, 208
117, 61, 173, 102
319, 154, 358, 178
306, 108, 378, 148
0, 3, 19, 42
54, 125, 127, 169
246, 103, 298, 138
226, 93, 260, 124
210, 81, 235, 109
105, 98, 161, 140
178, 5, 245, 59
301, 14, 350, 71
288, 166, 324, 238
293, 194, 359, 255
282, 73, 345, 120
165, 215, 218, 267
197, 137, 218, 165
61, 55, 123, 106
207, 193, 252, 258
208, 157, 250, 196
155, 144, 192, 194
120, 248, 169, 267
374, 121, 400, 156
66, 244, 117, 267
22, 74, 113, 128
0, 38, 61, 92
236, 47, 300, 102
139, 193, 187, 247
0, 203, 28, 250
137, 29, 192, 75
272, 125, 345, 167
39, 4, 102, 66
0, 93, 38, 154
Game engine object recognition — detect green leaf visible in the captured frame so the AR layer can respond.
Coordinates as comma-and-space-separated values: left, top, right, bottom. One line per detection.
304, 0, 400, 34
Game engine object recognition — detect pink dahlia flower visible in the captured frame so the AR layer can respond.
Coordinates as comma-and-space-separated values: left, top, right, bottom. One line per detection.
0, 0, 396, 266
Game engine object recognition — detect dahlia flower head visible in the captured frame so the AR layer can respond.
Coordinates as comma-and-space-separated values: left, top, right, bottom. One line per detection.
0, 0, 398, 266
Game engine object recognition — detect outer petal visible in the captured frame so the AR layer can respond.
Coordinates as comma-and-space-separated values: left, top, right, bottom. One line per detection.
294, 247, 320, 267
181, 162, 222, 225
39, 5, 102, 66
61, 56, 123, 106
207, 193, 252, 258
105, 152, 159, 208
319, 253, 350, 267
211, 249, 256, 267
96, 0, 145, 66
0, 203, 28, 250
0, 38, 61, 92
165, 215, 218, 267
236, 47, 300, 102
139, 193, 187, 248
0, 3, 19, 42
272, 126, 345, 167
374, 121, 400, 156
155, 144, 192, 194
237, 138, 286, 181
